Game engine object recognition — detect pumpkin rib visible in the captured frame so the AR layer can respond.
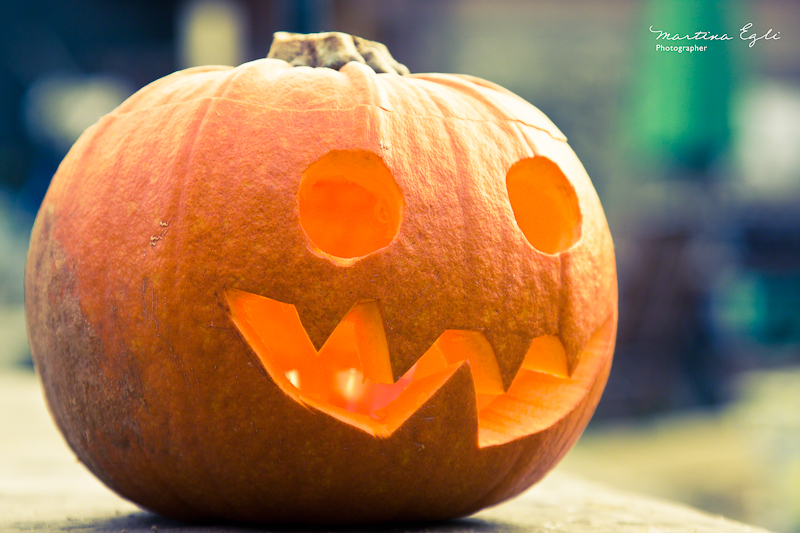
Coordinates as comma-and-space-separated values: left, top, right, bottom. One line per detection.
405, 73, 566, 141
114, 66, 235, 115
110, 92, 573, 137
162, 97, 237, 513
111, 60, 565, 134
339, 61, 394, 112
377, 87, 556, 384
125, 94, 247, 517
404, 74, 514, 126
438, 117, 512, 372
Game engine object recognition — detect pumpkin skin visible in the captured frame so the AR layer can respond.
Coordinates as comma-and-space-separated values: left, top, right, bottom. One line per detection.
25, 37, 617, 525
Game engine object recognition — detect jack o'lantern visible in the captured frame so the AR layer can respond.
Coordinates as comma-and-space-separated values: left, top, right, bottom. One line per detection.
25, 31, 617, 525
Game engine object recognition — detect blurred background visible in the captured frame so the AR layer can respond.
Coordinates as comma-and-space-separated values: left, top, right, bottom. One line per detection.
1, 0, 799, 530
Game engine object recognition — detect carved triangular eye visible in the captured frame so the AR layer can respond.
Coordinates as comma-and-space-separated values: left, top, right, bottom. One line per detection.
506, 156, 581, 255
298, 150, 404, 260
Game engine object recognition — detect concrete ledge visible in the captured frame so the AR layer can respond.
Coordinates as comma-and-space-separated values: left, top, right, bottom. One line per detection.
0, 370, 774, 533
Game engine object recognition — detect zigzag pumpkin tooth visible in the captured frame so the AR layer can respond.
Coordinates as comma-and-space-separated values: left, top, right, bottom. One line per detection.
317, 299, 394, 384
226, 290, 493, 426
226, 288, 613, 446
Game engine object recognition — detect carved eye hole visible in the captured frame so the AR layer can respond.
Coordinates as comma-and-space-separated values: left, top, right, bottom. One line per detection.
298, 150, 404, 260
506, 156, 582, 255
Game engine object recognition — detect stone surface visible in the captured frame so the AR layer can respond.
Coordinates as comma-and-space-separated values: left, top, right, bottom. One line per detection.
0, 369, 775, 533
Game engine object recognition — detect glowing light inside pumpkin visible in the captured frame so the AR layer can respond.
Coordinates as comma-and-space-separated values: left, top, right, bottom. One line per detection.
298, 150, 404, 259
506, 156, 581, 255
285, 369, 300, 388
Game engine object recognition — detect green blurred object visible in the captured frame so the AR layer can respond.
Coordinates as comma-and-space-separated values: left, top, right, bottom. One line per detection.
632, 0, 738, 175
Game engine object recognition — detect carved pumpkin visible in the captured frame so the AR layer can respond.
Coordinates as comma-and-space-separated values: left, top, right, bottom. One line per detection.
25, 32, 617, 525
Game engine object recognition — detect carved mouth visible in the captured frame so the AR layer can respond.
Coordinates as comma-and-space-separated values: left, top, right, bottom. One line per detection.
227, 289, 614, 447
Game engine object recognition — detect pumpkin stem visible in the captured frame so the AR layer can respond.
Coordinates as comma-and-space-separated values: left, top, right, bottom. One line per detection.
267, 31, 409, 75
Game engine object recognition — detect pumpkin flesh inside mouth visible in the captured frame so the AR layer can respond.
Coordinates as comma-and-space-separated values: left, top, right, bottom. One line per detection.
227, 289, 613, 446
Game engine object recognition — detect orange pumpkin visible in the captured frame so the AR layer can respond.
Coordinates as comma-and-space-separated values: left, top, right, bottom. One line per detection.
25, 32, 617, 525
